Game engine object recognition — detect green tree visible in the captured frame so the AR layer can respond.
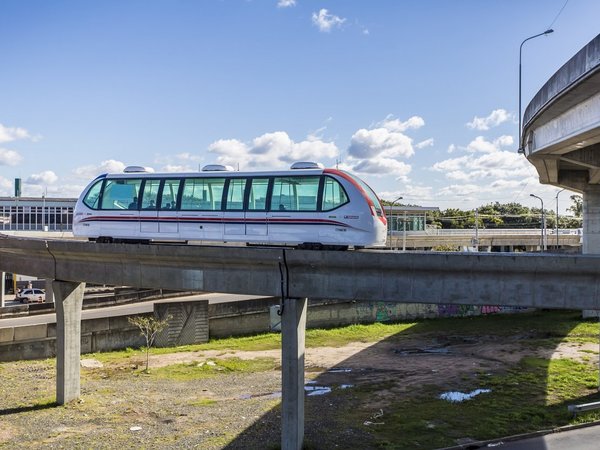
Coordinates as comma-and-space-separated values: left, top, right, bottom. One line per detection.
128, 314, 172, 372
568, 194, 582, 217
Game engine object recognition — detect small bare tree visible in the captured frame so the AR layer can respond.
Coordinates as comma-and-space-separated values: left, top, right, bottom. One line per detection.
128, 314, 171, 372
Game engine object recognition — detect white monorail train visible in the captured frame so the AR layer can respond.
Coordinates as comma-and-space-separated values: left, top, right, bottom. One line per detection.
73, 162, 388, 249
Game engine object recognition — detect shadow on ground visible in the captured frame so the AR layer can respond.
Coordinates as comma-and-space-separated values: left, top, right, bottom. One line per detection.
223, 310, 600, 450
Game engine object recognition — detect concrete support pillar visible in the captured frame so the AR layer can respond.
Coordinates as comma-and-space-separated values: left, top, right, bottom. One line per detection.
45, 279, 54, 304
583, 185, 600, 254
281, 297, 307, 450
0, 271, 5, 307
582, 185, 600, 389
54, 280, 85, 405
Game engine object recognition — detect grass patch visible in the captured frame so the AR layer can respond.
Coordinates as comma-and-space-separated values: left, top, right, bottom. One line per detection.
306, 322, 417, 347
148, 357, 278, 380
359, 356, 600, 449
189, 398, 218, 407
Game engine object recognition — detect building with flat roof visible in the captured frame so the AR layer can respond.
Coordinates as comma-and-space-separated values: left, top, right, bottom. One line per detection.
0, 197, 76, 231
384, 205, 440, 233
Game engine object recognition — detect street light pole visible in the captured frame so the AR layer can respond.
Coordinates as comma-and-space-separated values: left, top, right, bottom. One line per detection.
555, 188, 565, 248
388, 196, 403, 249
518, 29, 554, 154
530, 194, 545, 252
402, 211, 407, 252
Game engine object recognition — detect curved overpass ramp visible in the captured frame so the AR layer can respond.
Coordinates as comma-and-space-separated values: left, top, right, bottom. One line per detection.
523, 33, 600, 253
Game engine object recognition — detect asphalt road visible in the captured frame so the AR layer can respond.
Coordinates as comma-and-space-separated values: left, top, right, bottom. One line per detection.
0, 292, 268, 328
482, 424, 600, 450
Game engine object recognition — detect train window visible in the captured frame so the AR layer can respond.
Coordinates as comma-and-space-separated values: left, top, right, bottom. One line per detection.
271, 176, 319, 211
343, 171, 384, 217
247, 178, 269, 211
321, 176, 349, 211
159, 179, 181, 210
181, 178, 225, 210
141, 180, 160, 210
100, 179, 142, 210
225, 179, 247, 210
83, 180, 103, 209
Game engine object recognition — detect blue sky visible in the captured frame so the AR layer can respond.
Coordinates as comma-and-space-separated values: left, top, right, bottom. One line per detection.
0, 0, 598, 212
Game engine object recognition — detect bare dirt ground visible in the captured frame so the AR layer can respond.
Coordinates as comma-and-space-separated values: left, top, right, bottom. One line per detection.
0, 332, 597, 449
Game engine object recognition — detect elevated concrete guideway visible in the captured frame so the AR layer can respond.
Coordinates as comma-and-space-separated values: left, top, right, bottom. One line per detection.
522, 33, 600, 188
522, 33, 600, 254
1, 234, 600, 310
3, 235, 600, 449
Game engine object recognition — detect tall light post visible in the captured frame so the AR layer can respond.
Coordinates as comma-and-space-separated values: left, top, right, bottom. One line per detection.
388, 196, 403, 249
555, 188, 565, 248
530, 194, 545, 252
518, 29, 554, 154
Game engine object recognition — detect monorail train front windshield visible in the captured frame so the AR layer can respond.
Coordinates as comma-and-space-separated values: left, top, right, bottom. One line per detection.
341, 171, 385, 218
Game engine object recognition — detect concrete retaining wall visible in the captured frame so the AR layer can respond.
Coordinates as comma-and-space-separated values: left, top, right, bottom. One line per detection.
0, 298, 532, 362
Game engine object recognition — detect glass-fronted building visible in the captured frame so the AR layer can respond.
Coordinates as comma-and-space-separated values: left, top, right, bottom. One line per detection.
0, 197, 76, 231
384, 205, 439, 233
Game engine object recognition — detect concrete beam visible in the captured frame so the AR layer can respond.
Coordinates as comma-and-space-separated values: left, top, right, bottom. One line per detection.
562, 144, 600, 169
4, 236, 600, 309
281, 297, 307, 450
54, 280, 85, 405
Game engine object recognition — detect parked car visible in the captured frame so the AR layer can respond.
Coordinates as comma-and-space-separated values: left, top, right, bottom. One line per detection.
17, 288, 46, 303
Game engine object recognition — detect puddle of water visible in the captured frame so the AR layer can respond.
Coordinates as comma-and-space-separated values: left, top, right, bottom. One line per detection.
239, 391, 282, 400
328, 368, 352, 373
304, 385, 332, 396
340, 384, 354, 389
439, 388, 491, 403
395, 347, 450, 355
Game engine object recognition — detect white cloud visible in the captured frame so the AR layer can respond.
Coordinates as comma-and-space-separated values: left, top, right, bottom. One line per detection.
378, 184, 434, 204
175, 152, 203, 162
438, 183, 482, 198
162, 164, 195, 173
433, 149, 530, 183
154, 151, 203, 168
465, 135, 513, 153
348, 157, 412, 180
312, 9, 346, 32
380, 115, 425, 132
73, 159, 127, 179
23, 183, 85, 198
415, 138, 434, 149
0, 176, 13, 196
208, 132, 338, 170
347, 119, 419, 159
277, 0, 296, 7
26, 170, 58, 185
0, 148, 23, 166
343, 115, 425, 178
0, 123, 31, 144
347, 128, 413, 159
466, 109, 511, 130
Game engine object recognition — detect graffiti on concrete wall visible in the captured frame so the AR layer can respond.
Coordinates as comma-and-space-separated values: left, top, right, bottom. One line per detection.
358, 301, 531, 323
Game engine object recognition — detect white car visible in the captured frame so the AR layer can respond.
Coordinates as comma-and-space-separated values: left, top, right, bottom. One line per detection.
17, 288, 46, 304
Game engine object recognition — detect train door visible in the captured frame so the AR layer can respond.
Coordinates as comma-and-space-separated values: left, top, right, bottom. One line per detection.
267, 176, 320, 244
179, 177, 225, 241
158, 179, 181, 235
245, 177, 269, 239
223, 178, 247, 241
139, 179, 160, 234
99, 178, 142, 237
